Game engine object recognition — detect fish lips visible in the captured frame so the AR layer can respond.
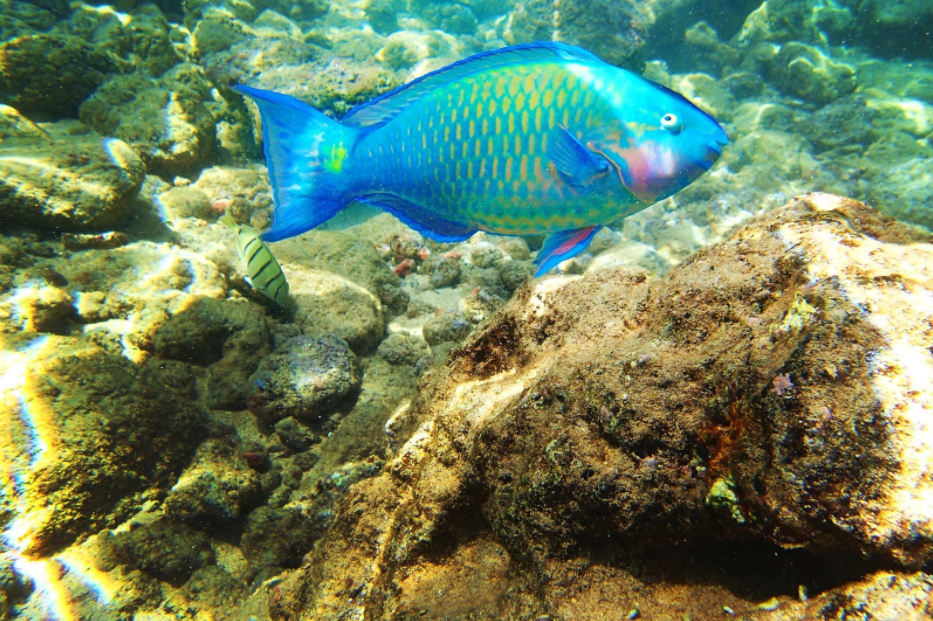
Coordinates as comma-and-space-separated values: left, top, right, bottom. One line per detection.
700, 133, 728, 170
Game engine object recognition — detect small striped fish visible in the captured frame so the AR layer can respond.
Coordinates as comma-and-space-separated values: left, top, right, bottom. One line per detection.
220, 214, 289, 307
234, 42, 726, 275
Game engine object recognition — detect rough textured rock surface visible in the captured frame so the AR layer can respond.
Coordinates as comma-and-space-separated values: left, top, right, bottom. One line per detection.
152, 296, 272, 410
0, 32, 118, 118
0, 335, 206, 555
505, 0, 694, 70
79, 63, 218, 177
163, 439, 264, 523
255, 195, 933, 620
249, 334, 362, 424
0, 122, 145, 232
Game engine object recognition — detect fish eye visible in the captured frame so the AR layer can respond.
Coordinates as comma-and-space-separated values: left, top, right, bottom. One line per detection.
661, 113, 682, 133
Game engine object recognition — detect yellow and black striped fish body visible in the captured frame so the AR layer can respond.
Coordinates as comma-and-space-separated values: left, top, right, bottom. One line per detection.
221, 215, 289, 307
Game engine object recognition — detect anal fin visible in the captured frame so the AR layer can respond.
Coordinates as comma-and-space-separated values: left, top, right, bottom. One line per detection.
359, 194, 476, 242
534, 226, 600, 276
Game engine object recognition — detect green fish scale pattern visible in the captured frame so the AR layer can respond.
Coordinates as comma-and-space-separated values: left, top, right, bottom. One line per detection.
356, 63, 629, 235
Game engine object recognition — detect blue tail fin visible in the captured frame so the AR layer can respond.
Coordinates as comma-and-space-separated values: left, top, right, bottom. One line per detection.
233, 85, 361, 242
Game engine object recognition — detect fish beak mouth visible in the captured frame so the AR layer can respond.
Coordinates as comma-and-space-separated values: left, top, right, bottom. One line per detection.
701, 135, 727, 168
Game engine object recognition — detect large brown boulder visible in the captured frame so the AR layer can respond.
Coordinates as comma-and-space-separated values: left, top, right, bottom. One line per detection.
249, 194, 933, 620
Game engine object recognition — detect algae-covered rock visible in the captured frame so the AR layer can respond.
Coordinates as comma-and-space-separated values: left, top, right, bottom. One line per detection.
1, 335, 206, 555
0, 122, 145, 232
163, 439, 264, 523
240, 505, 326, 570
156, 186, 215, 221
264, 194, 933, 619
274, 416, 320, 452
245, 56, 403, 118
60, 2, 180, 77
422, 311, 472, 347
505, 0, 652, 70
152, 296, 272, 410
864, 158, 933, 231
847, 0, 933, 59
249, 335, 362, 424
105, 518, 215, 584
274, 230, 407, 349
376, 332, 431, 367
770, 42, 856, 105
79, 63, 217, 176
0, 104, 47, 141
0, 0, 59, 42
0, 32, 118, 118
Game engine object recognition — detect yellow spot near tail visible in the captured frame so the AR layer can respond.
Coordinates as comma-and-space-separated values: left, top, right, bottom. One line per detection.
324, 143, 348, 173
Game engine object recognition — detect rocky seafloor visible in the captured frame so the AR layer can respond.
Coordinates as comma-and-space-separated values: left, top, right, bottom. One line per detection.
1, 0, 933, 619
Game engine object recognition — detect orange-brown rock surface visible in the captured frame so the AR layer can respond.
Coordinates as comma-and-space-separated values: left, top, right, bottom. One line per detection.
244, 194, 933, 620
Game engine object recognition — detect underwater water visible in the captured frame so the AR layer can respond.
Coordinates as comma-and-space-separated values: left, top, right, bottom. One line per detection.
1, 0, 933, 619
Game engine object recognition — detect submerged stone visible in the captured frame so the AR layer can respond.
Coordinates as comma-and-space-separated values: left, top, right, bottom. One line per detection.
249, 335, 362, 424
0, 122, 144, 232
258, 195, 933, 618
2, 335, 205, 555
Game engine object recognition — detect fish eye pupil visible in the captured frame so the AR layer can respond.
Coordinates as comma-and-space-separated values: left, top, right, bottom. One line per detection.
661, 113, 681, 132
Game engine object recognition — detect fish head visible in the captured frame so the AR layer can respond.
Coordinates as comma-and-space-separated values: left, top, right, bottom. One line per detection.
595, 72, 728, 205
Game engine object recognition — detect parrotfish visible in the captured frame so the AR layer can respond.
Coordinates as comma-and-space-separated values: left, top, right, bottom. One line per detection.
220, 214, 290, 307
234, 42, 727, 275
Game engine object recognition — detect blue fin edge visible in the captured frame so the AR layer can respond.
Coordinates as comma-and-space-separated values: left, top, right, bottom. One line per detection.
534, 226, 601, 277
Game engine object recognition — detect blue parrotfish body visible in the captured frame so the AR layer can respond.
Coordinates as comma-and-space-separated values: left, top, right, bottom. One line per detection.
234, 42, 728, 275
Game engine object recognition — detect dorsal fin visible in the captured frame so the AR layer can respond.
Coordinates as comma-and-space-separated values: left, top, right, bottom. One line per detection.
340, 42, 603, 128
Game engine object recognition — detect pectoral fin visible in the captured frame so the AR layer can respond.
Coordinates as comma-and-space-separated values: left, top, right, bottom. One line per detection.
547, 127, 609, 188
534, 226, 600, 276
